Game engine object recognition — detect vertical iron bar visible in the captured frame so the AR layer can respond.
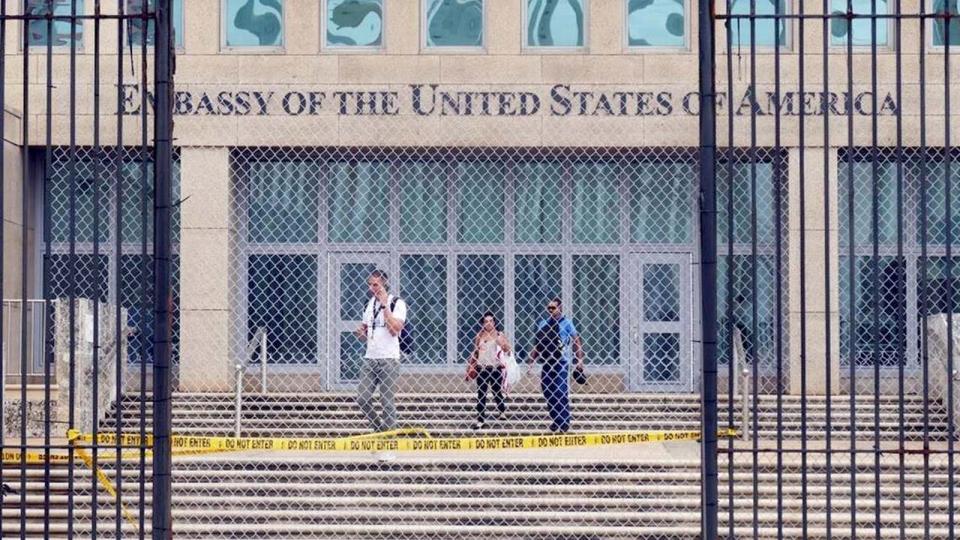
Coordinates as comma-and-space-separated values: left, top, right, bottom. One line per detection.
748, 4, 760, 537
772, 2, 784, 537
796, 2, 809, 538
152, 0, 176, 538
942, 8, 955, 540
0, 3, 5, 531
844, 2, 858, 538
723, 2, 737, 538
918, 2, 931, 538
91, 2, 103, 536
821, 3, 834, 537
17, 3, 29, 539
115, 1, 127, 535
41, 4, 53, 538
138, 3, 150, 536
868, 3, 881, 539
67, 0, 79, 534
893, 2, 906, 539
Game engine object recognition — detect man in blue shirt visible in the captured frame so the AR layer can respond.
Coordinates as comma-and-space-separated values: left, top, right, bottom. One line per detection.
527, 298, 584, 433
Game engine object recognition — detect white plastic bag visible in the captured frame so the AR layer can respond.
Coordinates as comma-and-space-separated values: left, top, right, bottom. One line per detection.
500, 351, 522, 392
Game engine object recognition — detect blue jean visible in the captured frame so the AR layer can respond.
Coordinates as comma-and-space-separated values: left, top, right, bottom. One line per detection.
540, 361, 571, 431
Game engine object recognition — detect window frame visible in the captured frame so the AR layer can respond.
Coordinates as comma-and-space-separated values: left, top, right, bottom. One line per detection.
724, 0, 793, 52
321, 0, 386, 52
123, 0, 187, 51
21, 0, 85, 52
827, 0, 895, 51
928, 0, 960, 50
522, 0, 590, 53
421, 0, 486, 52
220, 0, 286, 53
623, 0, 690, 53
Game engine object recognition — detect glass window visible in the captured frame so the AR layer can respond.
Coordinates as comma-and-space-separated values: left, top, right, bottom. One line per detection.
327, 161, 390, 243
119, 159, 183, 244
326, 0, 384, 47
400, 255, 448, 364
830, 0, 888, 46
49, 164, 110, 244
223, 0, 283, 48
837, 159, 900, 247
717, 161, 779, 245
247, 255, 317, 364
456, 161, 505, 243
933, 0, 960, 47
716, 254, 780, 368
425, 0, 484, 47
572, 255, 620, 365
126, 0, 185, 48
627, 0, 686, 48
629, 161, 693, 243
515, 162, 563, 244
919, 155, 960, 247
728, 0, 789, 48
399, 161, 447, 244
457, 255, 504, 359
25, 0, 82, 48
839, 255, 907, 367
573, 162, 619, 244
526, 0, 586, 48
247, 161, 319, 244
514, 255, 562, 362
49, 254, 108, 302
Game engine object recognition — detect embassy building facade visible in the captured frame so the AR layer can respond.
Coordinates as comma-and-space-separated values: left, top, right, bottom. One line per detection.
4, 0, 960, 398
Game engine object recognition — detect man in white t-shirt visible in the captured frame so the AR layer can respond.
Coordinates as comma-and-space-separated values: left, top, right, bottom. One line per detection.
354, 269, 407, 433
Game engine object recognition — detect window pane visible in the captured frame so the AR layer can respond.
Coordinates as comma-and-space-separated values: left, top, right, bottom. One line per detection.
729, 0, 789, 47
717, 161, 779, 245
526, 0, 585, 47
248, 255, 317, 364
837, 159, 899, 248
457, 255, 504, 360
399, 161, 447, 243
327, 161, 390, 243
716, 255, 779, 368
515, 162, 563, 244
573, 162, 619, 244
918, 155, 960, 246
573, 255, 620, 365
643, 333, 680, 382
127, 0, 185, 47
326, 0, 384, 47
627, 0, 685, 47
456, 161, 505, 243
48, 159, 110, 244
830, 0, 888, 46
629, 161, 693, 243
120, 159, 183, 244
644, 264, 680, 322
839, 255, 907, 367
933, 0, 960, 47
25, 0, 82, 47
247, 161, 319, 243
224, 0, 283, 47
401, 255, 447, 365
514, 255, 562, 362
49, 254, 108, 302
119, 254, 181, 365
425, 0, 483, 47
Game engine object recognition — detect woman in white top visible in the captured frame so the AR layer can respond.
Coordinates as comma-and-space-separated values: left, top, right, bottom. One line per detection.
466, 311, 512, 429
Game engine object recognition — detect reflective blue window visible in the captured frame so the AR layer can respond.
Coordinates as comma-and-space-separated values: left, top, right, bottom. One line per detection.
425, 0, 483, 47
326, 0, 384, 47
127, 0, 185, 48
526, 0, 586, 47
830, 0, 888, 46
25, 0, 82, 47
224, 0, 283, 48
627, 0, 686, 48
933, 0, 960, 47
728, 0, 789, 48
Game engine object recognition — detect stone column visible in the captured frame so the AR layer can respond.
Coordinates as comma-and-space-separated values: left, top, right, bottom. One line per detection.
179, 147, 233, 391
788, 146, 841, 395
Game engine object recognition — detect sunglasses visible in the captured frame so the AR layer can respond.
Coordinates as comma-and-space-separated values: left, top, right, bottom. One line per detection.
546, 306, 558, 311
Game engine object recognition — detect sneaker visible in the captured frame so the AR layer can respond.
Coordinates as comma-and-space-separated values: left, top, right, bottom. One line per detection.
472, 420, 485, 430
374, 451, 397, 462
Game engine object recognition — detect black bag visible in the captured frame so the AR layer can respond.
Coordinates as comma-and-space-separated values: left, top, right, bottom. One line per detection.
535, 318, 564, 363
390, 297, 414, 354
572, 365, 588, 385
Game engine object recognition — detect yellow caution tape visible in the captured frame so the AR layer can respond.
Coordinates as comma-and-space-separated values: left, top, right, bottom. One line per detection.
75, 448, 141, 533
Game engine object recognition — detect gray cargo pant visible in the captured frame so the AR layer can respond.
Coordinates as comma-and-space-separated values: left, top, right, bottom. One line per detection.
356, 357, 400, 432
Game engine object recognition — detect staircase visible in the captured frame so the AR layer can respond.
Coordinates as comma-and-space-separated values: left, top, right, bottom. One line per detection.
2, 392, 957, 539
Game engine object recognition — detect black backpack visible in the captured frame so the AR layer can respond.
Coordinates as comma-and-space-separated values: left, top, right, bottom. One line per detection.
390, 297, 414, 355
535, 318, 564, 363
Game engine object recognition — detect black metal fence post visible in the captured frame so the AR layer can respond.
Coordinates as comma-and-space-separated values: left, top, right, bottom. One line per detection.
698, 2, 719, 540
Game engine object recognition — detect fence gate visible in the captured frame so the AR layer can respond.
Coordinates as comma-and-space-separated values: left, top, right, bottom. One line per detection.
0, 1, 175, 539
700, 1, 958, 538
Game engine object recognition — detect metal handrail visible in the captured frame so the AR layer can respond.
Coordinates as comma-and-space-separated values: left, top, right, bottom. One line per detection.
732, 327, 750, 441
235, 328, 269, 437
